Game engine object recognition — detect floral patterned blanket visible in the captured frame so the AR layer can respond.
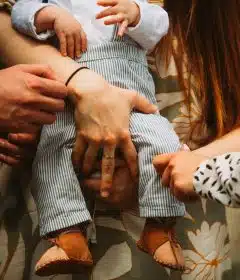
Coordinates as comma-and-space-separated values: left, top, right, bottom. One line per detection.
0, 1, 237, 279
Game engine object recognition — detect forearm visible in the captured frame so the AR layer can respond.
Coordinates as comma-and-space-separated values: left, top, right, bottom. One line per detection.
0, 12, 78, 83
194, 127, 240, 157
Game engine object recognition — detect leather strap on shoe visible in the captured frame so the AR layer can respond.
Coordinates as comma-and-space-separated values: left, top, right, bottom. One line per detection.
50, 231, 92, 263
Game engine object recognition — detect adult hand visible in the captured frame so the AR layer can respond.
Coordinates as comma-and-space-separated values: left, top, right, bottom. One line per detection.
0, 64, 68, 133
153, 151, 209, 202
82, 160, 137, 209
0, 131, 39, 166
68, 69, 157, 198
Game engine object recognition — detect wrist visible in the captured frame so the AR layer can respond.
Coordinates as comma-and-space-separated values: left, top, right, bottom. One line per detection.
67, 68, 109, 102
34, 6, 60, 33
129, 1, 140, 27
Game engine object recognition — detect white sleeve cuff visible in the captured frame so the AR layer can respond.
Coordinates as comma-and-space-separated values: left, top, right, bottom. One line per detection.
126, 0, 169, 51
12, 2, 55, 41
28, 4, 56, 40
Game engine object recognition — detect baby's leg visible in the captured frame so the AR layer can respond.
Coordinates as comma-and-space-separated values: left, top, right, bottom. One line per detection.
32, 101, 92, 276
129, 111, 185, 270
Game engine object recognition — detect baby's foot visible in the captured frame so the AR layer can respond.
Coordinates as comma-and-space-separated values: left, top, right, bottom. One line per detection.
35, 227, 93, 276
137, 219, 185, 271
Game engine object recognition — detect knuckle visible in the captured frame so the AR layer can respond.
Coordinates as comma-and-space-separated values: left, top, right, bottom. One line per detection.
13, 108, 25, 119
14, 64, 24, 71
102, 162, 113, 174
120, 130, 130, 141
174, 180, 184, 190
24, 76, 41, 91
104, 134, 116, 145
169, 159, 176, 168
78, 130, 86, 138
43, 64, 53, 74
91, 135, 102, 144
102, 175, 112, 186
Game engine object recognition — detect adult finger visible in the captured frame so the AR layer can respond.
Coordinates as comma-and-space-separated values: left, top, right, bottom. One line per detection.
130, 92, 158, 114
101, 143, 116, 198
67, 34, 75, 59
8, 132, 39, 145
82, 143, 100, 175
120, 134, 138, 182
14, 108, 56, 126
57, 32, 67, 57
34, 76, 68, 99
0, 138, 24, 156
83, 178, 101, 192
29, 94, 65, 113
74, 32, 81, 58
7, 121, 40, 134
153, 153, 174, 175
19, 64, 57, 80
72, 133, 87, 170
0, 153, 21, 166
161, 164, 172, 187
93, 158, 126, 171
118, 19, 128, 36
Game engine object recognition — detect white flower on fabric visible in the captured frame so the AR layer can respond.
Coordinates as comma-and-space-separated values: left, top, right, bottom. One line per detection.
92, 242, 132, 280
182, 221, 231, 280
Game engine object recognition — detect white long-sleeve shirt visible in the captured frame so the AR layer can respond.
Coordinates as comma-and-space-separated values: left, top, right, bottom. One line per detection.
12, 0, 169, 51
193, 152, 240, 208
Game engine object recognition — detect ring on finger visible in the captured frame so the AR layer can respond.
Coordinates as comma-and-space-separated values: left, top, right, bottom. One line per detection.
103, 154, 114, 159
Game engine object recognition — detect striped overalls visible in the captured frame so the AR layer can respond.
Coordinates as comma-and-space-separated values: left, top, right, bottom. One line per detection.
32, 26, 185, 237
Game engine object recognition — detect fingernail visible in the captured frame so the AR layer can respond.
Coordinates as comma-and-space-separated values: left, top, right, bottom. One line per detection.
101, 191, 109, 198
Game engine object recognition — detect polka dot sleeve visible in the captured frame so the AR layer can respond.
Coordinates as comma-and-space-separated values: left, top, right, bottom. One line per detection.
193, 152, 240, 207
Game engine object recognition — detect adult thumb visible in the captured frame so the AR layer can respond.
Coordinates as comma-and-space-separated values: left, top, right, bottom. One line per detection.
153, 153, 175, 175
131, 93, 158, 114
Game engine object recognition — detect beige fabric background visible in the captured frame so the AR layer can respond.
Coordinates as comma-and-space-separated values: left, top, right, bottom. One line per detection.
0, 1, 239, 279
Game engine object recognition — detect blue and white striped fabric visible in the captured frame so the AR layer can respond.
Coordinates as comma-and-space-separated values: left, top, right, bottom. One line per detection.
32, 28, 185, 237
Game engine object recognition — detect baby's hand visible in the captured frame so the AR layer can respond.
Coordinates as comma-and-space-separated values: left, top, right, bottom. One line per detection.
35, 6, 87, 58
53, 8, 87, 58
96, 0, 140, 36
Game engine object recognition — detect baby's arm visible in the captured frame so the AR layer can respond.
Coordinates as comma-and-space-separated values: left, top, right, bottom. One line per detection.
12, 0, 71, 40
193, 152, 240, 207
12, 0, 87, 58
96, 0, 169, 51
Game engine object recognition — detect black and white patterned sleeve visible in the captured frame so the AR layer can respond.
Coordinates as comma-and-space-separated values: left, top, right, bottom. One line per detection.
193, 152, 240, 207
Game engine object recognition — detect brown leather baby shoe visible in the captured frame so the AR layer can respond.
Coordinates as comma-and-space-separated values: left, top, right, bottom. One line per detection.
137, 219, 185, 271
35, 230, 93, 276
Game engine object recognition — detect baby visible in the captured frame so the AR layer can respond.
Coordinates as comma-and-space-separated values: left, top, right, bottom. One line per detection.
12, 0, 185, 276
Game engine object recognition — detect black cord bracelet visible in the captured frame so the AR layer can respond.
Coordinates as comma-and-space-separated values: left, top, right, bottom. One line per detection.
65, 66, 89, 86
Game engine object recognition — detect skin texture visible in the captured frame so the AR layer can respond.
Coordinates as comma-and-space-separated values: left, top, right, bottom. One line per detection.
0, 63, 68, 165
35, 6, 87, 58
0, 12, 156, 193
